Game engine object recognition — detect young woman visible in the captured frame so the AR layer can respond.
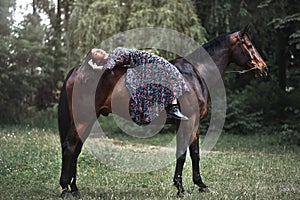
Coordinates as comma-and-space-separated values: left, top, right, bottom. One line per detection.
89, 47, 189, 123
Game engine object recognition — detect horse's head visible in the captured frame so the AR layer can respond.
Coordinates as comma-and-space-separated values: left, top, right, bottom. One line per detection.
231, 25, 268, 77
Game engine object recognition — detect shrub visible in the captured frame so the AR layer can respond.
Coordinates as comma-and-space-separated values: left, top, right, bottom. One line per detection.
278, 123, 300, 145
23, 104, 58, 129
224, 80, 281, 134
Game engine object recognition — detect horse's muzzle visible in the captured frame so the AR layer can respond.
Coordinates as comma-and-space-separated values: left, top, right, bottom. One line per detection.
255, 66, 268, 78
262, 66, 269, 76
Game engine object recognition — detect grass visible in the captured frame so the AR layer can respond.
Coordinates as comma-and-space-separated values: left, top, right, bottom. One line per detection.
0, 125, 299, 199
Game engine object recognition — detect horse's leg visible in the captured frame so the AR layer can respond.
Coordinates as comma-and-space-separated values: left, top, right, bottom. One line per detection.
173, 151, 187, 197
69, 120, 95, 197
69, 140, 83, 197
173, 123, 188, 197
62, 70, 116, 197
189, 130, 208, 192
60, 122, 80, 197
173, 114, 197, 197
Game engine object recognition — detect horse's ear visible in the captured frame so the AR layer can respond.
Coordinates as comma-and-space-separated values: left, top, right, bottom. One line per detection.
241, 24, 250, 36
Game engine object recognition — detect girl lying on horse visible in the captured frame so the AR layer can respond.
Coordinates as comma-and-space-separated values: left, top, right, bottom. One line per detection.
87, 47, 190, 124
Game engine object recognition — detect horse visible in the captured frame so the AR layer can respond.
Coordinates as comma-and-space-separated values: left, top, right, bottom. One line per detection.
58, 26, 268, 198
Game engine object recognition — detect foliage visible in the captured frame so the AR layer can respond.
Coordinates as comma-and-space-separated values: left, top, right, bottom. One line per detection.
265, 2, 300, 48
224, 84, 264, 134
0, 0, 299, 145
22, 104, 58, 129
0, 0, 15, 36
69, 0, 206, 58
0, 0, 20, 123
194, 0, 251, 35
0, 35, 20, 123
225, 78, 300, 136
279, 124, 300, 145
0, 13, 53, 124
193, 0, 300, 138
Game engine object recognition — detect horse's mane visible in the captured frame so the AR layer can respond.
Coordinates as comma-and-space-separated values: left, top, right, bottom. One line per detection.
202, 32, 232, 55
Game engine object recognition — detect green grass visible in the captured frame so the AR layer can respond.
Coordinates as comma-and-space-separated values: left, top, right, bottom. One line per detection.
0, 126, 299, 199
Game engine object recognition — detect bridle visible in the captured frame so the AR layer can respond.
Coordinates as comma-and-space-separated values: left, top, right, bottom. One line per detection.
238, 32, 254, 61
226, 32, 258, 74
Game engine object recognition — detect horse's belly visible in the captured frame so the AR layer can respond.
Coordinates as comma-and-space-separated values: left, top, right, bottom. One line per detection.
108, 76, 131, 119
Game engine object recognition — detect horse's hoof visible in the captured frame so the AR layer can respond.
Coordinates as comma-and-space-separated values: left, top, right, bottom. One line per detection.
177, 191, 190, 198
60, 190, 74, 199
71, 190, 81, 198
199, 186, 210, 193
177, 191, 185, 198
61, 189, 75, 199
61, 189, 69, 198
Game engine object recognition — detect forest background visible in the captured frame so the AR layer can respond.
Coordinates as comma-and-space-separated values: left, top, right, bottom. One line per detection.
0, 0, 299, 144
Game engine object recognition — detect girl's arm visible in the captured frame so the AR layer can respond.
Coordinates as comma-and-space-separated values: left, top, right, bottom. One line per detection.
105, 47, 132, 69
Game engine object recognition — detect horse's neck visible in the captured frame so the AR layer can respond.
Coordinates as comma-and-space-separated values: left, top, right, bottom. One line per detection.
202, 39, 232, 75
187, 35, 233, 88
207, 48, 230, 75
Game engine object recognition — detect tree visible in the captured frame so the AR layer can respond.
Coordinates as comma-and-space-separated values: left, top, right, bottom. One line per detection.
29, 0, 71, 108
193, 0, 250, 35
0, 0, 16, 123
194, 0, 300, 91
269, 12, 300, 90
192, 0, 300, 135
0, 0, 15, 36
13, 13, 55, 110
68, 0, 207, 63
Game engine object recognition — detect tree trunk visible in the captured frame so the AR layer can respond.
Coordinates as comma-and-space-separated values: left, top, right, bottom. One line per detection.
32, 0, 36, 14
277, 30, 288, 91
277, 25, 295, 91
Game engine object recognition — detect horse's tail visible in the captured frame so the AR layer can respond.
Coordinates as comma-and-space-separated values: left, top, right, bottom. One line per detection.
58, 67, 75, 144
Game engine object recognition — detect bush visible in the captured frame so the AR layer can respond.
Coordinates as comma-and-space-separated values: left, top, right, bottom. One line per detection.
224, 80, 281, 134
278, 123, 300, 145
224, 78, 300, 141
23, 104, 58, 129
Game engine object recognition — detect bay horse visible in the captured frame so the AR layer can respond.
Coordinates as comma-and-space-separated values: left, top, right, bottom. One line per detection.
58, 26, 268, 198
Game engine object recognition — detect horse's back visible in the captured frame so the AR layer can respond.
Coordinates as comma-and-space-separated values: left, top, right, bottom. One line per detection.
171, 58, 209, 119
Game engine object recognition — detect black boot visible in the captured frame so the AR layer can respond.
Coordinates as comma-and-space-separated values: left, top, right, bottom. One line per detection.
168, 104, 189, 120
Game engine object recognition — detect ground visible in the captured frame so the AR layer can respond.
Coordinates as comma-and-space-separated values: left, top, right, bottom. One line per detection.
0, 126, 299, 199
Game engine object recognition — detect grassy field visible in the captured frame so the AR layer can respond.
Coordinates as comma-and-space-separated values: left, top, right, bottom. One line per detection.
0, 126, 299, 200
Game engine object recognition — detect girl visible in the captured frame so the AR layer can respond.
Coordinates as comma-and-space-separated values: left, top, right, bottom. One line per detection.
89, 47, 189, 123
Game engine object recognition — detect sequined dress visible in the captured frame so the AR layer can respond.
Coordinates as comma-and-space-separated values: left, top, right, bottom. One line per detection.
105, 47, 189, 124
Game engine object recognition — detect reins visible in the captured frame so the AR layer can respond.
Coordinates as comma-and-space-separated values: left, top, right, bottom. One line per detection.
225, 66, 258, 74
